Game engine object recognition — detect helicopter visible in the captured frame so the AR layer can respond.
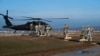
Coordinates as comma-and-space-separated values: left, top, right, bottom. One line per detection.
0, 10, 69, 31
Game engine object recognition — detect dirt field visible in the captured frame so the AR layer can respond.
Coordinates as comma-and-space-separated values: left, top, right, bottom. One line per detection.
0, 32, 100, 56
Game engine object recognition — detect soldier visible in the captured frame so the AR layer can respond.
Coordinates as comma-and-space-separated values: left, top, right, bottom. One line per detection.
41, 25, 45, 35
30, 23, 34, 31
87, 26, 93, 41
84, 26, 89, 40
29, 23, 34, 34
80, 26, 86, 39
63, 24, 69, 36
38, 23, 42, 36
40, 25, 45, 36
35, 24, 39, 36
45, 25, 51, 37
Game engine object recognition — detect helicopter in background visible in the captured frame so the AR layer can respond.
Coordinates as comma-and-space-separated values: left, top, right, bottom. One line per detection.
0, 10, 69, 31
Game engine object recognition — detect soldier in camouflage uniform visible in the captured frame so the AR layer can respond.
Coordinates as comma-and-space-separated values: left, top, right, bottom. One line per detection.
30, 23, 34, 31
38, 23, 42, 36
63, 24, 69, 36
87, 26, 93, 41
35, 24, 39, 36
29, 23, 34, 34
80, 26, 86, 39
45, 25, 51, 37
40, 25, 45, 36
39, 24, 42, 36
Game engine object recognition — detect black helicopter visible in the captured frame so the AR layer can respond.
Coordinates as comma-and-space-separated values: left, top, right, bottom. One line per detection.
0, 10, 69, 31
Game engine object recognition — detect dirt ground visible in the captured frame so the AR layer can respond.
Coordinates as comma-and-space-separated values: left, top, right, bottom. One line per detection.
0, 32, 100, 56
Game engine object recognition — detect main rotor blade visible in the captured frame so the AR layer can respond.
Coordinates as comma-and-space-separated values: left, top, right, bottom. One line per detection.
8, 16, 14, 19
51, 18, 69, 19
20, 18, 41, 20
19, 18, 52, 22
22, 16, 42, 20
0, 14, 5, 16
43, 19, 52, 22
21, 16, 68, 22
22, 16, 34, 19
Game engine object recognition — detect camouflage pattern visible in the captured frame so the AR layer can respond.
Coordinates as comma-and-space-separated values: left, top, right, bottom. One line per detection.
80, 26, 86, 39
87, 27, 93, 41
84, 27, 88, 39
45, 25, 51, 37
30, 23, 34, 31
81, 27, 88, 39
29, 23, 34, 34
80, 26, 93, 41
63, 24, 69, 35
40, 25, 45, 35
35, 25, 39, 35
